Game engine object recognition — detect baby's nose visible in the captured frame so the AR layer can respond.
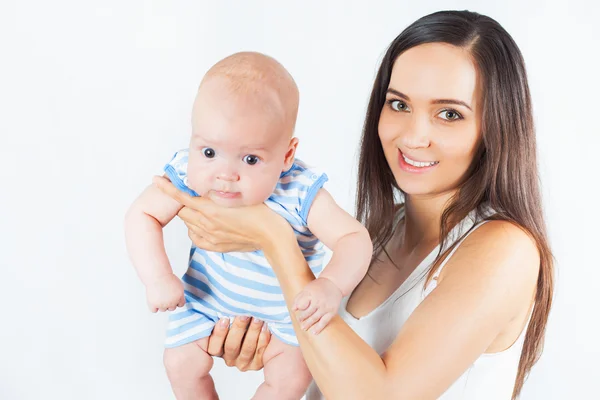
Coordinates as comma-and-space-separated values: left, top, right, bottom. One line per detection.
217, 169, 240, 182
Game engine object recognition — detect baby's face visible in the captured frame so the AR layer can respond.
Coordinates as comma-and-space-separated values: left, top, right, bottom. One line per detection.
186, 80, 296, 207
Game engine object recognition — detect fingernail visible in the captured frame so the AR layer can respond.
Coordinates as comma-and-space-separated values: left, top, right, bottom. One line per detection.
312, 328, 319, 335
262, 323, 268, 331
240, 316, 250, 322
220, 318, 229, 326
252, 317, 261, 324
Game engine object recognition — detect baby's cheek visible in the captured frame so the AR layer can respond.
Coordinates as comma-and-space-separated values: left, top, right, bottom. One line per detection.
242, 178, 278, 206
186, 170, 210, 196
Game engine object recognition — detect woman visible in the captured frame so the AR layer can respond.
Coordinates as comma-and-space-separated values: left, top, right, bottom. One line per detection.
154, 10, 553, 399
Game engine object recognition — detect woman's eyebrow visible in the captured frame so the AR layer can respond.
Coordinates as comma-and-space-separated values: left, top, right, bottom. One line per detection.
386, 88, 410, 100
432, 98, 472, 111
386, 88, 472, 111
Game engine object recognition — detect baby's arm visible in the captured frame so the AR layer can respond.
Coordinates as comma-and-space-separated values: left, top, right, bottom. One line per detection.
294, 189, 372, 334
124, 177, 185, 312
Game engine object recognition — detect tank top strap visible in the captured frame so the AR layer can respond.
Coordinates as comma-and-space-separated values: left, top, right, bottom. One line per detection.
437, 220, 490, 278
424, 218, 491, 296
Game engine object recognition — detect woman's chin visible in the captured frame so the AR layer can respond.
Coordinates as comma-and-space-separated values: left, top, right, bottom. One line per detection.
397, 182, 432, 196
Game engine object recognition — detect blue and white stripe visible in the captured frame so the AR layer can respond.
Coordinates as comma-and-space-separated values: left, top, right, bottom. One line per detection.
163, 149, 328, 347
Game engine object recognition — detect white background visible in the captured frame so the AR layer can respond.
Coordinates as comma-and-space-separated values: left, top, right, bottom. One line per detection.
1, 1, 598, 399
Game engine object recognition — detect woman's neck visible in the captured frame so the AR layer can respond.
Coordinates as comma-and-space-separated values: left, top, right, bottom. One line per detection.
402, 191, 456, 249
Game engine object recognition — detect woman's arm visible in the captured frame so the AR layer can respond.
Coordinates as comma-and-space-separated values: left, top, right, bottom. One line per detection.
153, 177, 539, 399
261, 223, 391, 398
263, 219, 539, 399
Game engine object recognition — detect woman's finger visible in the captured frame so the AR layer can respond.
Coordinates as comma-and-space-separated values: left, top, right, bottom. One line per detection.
188, 231, 221, 252
179, 206, 213, 229
248, 324, 271, 371
186, 224, 209, 242
188, 230, 253, 253
235, 318, 264, 371
207, 318, 230, 357
181, 209, 230, 245
152, 176, 197, 208
180, 208, 206, 227
188, 230, 214, 247
222, 316, 252, 366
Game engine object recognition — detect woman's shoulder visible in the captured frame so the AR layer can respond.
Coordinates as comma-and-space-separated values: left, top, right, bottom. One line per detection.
470, 220, 539, 263
439, 219, 539, 309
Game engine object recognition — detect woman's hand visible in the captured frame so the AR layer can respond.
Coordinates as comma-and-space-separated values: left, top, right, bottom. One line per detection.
207, 316, 272, 371
152, 176, 288, 253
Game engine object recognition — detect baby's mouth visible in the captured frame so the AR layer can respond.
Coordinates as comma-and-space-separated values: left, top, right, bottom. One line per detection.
212, 190, 241, 199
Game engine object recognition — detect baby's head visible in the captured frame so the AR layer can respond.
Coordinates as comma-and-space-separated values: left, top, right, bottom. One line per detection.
186, 52, 300, 207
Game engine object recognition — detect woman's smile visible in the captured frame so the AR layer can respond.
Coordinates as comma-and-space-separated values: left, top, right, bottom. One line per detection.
398, 149, 439, 173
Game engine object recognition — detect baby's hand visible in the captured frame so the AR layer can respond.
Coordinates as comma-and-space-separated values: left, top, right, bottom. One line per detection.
145, 273, 185, 312
293, 277, 342, 335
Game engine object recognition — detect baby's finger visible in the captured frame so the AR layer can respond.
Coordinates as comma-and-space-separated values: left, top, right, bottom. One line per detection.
168, 306, 176, 311
177, 298, 186, 308
311, 313, 334, 335
301, 308, 324, 331
296, 303, 317, 324
293, 294, 311, 311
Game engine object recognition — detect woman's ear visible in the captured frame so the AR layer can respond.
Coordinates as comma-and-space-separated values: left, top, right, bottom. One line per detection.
282, 137, 299, 171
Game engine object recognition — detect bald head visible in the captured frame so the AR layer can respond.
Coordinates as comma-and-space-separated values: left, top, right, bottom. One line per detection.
197, 52, 299, 136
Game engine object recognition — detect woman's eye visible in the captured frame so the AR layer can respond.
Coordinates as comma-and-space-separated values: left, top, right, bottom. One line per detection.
389, 100, 409, 112
438, 110, 462, 121
243, 154, 260, 165
202, 148, 215, 158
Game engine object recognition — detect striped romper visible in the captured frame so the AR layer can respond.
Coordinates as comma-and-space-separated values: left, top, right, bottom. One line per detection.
163, 149, 329, 347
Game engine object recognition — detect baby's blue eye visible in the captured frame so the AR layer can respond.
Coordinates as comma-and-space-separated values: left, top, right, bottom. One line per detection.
243, 155, 260, 165
202, 148, 215, 158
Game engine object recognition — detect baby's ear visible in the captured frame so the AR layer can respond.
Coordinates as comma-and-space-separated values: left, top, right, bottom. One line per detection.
283, 137, 299, 171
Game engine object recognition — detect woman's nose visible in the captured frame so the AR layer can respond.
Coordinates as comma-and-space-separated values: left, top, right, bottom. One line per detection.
401, 115, 431, 149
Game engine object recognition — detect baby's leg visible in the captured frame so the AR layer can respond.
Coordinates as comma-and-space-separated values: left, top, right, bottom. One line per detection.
163, 337, 217, 400
253, 336, 312, 400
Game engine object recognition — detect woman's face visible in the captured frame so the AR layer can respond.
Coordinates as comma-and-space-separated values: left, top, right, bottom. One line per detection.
378, 42, 482, 198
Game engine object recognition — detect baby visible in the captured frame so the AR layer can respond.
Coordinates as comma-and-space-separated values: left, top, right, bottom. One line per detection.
124, 52, 372, 399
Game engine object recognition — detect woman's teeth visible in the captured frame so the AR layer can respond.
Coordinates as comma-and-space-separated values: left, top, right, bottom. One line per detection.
402, 153, 439, 168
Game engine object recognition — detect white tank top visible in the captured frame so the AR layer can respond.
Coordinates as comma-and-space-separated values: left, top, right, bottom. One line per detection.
306, 208, 530, 400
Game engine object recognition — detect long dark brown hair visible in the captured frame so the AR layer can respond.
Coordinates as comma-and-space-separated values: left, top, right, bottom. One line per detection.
356, 10, 553, 399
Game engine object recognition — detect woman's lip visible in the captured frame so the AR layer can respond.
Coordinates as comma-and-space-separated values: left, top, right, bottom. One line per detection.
399, 150, 437, 164
398, 150, 439, 173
